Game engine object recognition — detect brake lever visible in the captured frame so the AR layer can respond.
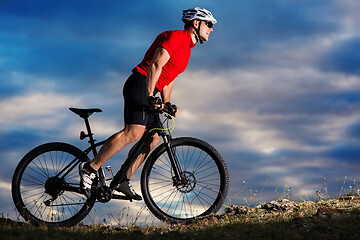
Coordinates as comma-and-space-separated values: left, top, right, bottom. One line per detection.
164, 102, 177, 117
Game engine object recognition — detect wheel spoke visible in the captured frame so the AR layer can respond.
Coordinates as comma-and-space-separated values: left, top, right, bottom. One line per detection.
144, 138, 229, 223
13, 143, 94, 226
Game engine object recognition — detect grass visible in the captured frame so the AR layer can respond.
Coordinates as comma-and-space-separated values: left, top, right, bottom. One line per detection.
2, 196, 360, 240
3, 178, 360, 240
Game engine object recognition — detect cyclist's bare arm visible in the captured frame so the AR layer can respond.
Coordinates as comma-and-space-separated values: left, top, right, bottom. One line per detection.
146, 47, 170, 97
162, 81, 179, 116
162, 81, 174, 103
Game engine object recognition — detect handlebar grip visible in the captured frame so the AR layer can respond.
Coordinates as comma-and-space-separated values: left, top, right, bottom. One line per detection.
164, 102, 177, 116
148, 96, 177, 117
148, 96, 162, 105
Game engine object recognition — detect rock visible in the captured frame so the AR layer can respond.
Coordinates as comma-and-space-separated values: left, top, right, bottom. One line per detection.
315, 206, 351, 218
225, 205, 250, 215
262, 199, 299, 213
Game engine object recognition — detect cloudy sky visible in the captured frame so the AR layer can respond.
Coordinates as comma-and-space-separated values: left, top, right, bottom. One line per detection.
1, 0, 360, 224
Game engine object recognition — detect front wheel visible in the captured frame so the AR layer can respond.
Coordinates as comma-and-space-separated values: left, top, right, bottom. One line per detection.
141, 137, 229, 224
11, 142, 94, 226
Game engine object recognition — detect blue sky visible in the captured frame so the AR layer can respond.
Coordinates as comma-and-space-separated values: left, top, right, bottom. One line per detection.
1, 0, 360, 224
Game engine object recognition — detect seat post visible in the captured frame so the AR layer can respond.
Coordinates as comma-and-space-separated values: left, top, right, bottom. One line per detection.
83, 117, 98, 157
69, 107, 102, 157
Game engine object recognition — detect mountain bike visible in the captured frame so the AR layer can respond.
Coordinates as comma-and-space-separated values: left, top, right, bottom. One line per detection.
11, 105, 229, 226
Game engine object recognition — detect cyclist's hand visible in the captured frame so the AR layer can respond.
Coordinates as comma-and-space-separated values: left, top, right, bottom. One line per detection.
148, 96, 163, 109
164, 102, 178, 117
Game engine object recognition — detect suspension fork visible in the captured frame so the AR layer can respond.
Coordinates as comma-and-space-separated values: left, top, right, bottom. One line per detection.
162, 134, 183, 185
151, 111, 184, 184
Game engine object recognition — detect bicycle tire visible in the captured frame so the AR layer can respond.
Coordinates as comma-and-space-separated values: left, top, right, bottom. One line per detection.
12, 142, 94, 226
141, 137, 229, 224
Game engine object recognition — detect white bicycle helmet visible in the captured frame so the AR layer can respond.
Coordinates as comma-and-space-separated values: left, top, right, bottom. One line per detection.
182, 7, 217, 24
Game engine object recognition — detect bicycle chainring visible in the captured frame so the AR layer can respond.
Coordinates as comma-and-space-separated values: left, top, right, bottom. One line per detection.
96, 186, 112, 203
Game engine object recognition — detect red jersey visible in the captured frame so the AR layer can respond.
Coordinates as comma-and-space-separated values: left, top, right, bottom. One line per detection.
133, 30, 196, 92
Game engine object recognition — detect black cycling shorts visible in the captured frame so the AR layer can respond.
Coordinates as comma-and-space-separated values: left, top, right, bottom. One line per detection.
123, 71, 158, 127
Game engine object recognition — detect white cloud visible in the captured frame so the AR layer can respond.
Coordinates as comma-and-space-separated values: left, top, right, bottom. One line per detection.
63, 118, 122, 140
173, 65, 360, 154
0, 181, 11, 193
336, 0, 360, 36
0, 180, 12, 206
0, 92, 83, 131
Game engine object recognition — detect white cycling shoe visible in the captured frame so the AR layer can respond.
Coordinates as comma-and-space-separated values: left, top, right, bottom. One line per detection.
79, 162, 96, 198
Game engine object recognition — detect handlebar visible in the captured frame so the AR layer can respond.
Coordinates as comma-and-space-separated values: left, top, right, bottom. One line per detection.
147, 99, 177, 134
152, 103, 177, 118
148, 96, 177, 117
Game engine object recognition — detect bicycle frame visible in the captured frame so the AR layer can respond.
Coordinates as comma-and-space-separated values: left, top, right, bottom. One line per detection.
58, 110, 183, 202
108, 112, 184, 199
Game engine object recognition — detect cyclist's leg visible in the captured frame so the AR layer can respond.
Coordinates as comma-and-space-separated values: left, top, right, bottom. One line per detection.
90, 124, 146, 171
90, 71, 155, 171
113, 132, 159, 201
115, 70, 158, 176
126, 133, 160, 179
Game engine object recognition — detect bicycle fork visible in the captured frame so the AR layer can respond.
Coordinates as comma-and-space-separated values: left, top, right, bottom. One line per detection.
162, 135, 184, 186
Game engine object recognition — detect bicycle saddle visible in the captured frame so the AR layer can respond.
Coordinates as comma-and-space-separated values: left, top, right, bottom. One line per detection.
69, 108, 102, 118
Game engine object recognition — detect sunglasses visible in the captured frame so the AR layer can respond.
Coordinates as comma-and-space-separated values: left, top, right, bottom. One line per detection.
205, 21, 213, 28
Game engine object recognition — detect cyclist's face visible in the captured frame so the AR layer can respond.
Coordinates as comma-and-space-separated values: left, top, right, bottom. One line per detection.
199, 21, 213, 42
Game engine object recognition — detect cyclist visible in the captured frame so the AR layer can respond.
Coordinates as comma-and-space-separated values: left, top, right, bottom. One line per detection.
80, 7, 217, 200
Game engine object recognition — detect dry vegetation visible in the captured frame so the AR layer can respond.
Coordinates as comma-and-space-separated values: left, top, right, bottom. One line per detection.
2, 177, 360, 239
2, 194, 360, 240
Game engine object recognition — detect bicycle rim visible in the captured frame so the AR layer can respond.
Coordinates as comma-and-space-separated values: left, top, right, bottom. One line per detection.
12, 142, 94, 226
141, 137, 229, 223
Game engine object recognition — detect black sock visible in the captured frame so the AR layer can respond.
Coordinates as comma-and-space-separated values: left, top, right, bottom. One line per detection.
84, 162, 97, 174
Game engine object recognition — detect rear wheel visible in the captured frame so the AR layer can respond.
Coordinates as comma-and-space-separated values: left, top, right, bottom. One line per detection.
12, 142, 94, 226
141, 137, 229, 224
